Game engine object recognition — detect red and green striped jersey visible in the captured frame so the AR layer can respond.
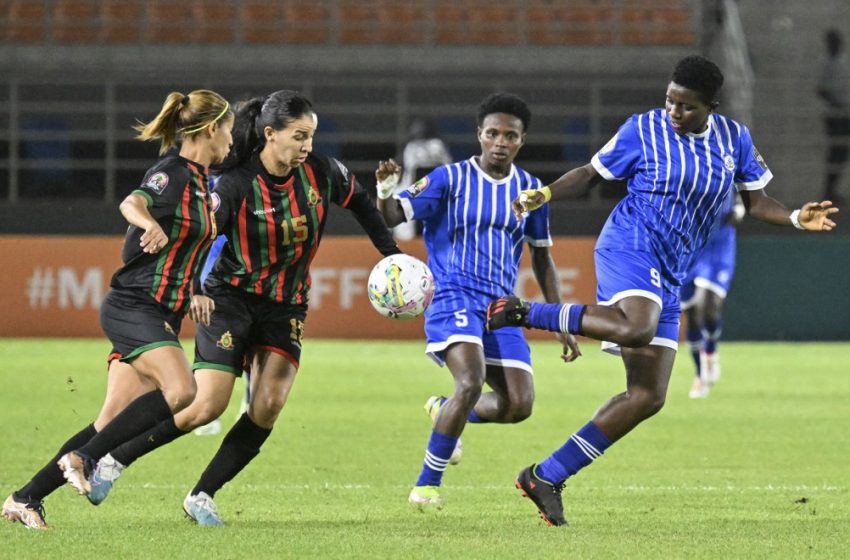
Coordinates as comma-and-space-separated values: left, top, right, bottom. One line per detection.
110, 154, 217, 314
207, 152, 399, 304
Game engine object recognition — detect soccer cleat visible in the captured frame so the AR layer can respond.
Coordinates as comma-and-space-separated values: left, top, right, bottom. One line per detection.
58, 451, 93, 496
193, 418, 222, 437
2, 494, 48, 529
424, 396, 463, 465
486, 296, 529, 331
87, 453, 126, 505
408, 485, 444, 510
688, 376, 710, 399
515, 464, 568, 527
701, 351, 721, 386
183, 491, 224, 526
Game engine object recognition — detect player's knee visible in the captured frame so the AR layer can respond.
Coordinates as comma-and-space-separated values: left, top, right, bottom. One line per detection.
636, 390, 666, 418
163, 379, 197, 413
452, 375, 484, 406
507, 400, 533, 423
616, 325, 655, 347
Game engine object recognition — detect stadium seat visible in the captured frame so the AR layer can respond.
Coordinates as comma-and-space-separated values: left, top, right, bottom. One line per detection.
3, 0, 46, 42
339, 2, 426, 44
100, 0, 142, 43
51, 0, 99, 43
240, 0, 329, 44
191, 0, 236, 43
621, 2, 694, 45
143, 1, 192, 43
526, 0, 615, 45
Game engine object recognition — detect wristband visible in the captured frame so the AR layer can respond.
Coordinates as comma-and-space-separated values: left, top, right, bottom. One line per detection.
539, 185, 552, 203
376, 172, 399, 200
789, 209, 805, 230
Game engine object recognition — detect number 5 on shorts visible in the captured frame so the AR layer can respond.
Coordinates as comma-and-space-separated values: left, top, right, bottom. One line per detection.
454, 309, 468, 327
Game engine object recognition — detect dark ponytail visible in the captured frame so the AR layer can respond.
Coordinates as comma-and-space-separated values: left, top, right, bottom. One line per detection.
222, 90, 314, 170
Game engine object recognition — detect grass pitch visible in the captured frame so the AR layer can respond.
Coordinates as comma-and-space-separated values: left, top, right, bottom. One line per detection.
1, 339, 848, 559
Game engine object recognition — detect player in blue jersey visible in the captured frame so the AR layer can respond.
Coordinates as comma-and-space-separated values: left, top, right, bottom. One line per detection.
376, 93, 580, 509
486, 56, 838, 526
682, 191, 744, 399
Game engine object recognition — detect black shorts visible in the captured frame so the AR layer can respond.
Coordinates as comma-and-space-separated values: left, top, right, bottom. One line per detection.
193, 283, 307, 376
100, 288, 183, 363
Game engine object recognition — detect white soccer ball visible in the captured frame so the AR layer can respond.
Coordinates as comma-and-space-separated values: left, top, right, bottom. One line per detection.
367, 254, 435, 320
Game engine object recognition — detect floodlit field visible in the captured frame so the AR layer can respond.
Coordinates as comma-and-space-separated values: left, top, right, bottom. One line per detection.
1, 339, 848, 558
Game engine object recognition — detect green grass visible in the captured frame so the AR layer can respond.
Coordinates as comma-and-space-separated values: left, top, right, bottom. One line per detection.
1, 339, 849, 559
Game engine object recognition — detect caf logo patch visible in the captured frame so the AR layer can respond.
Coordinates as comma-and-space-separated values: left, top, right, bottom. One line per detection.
144, 172, 169, 195
216, 330, 234, 350
406, 177, 429, 198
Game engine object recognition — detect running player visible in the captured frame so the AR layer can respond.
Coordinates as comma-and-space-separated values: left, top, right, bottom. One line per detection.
2, 90, 234, 529
487, 55, 838, 526
682, 191, 744, 398
376, 93, 580, 510
83, 90, 400, 525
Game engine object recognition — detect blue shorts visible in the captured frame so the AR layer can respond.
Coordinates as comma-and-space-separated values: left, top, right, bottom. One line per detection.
680, 229, 736, 307
424, 288, 532, 373
594, 247, 680, 354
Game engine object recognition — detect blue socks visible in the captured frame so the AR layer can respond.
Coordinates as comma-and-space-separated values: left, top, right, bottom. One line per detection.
527, 303, 585, 334
415, 430, 459, 487
703, 321, 722, 354
535, 422, 612, 485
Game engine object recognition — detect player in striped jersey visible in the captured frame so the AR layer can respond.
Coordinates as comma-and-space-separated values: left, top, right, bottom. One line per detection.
488, 56, 838, 526
377, 93, 580, 509
82, 90, 401, 525
3, 90, 233, 528
682, 191, 745, 398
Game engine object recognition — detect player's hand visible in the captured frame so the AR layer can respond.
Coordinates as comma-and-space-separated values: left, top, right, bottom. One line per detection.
557, 332, 582, 363
375, 159, 401, 200
188, 294, 215, 326
798, 200, 839, 231
512, 186, 551, 220
486, 296, 529, 331
140, 225, 168, 254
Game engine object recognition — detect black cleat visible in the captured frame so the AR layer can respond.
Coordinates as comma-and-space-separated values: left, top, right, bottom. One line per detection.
486, 296, 529, 331
515, 464, 568, 527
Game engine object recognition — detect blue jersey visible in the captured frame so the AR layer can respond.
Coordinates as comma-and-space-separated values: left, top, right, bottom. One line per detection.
592, 110, 771, 288
396, 157, 551, 301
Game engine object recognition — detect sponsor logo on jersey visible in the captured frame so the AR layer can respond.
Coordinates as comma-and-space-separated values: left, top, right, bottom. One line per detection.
252, 207, 276, 216
143, 172, 169, 195
163, 321, 176, 336
406, 177, 429, 197
723, 154, 735, 172
216, 330, 234, 350
307, 187, 321, 207
752, 147, 768, 171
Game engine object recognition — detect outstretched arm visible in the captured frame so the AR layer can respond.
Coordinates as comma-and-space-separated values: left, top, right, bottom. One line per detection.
742, 189, 839, 231
529, 245, 581, 362
512, 163, 603, 219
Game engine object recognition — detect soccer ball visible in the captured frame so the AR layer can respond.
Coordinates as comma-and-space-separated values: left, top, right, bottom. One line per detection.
367, 254, 435, 320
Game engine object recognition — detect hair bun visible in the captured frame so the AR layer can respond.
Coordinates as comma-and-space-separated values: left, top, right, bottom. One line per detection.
182, 94, 190, 105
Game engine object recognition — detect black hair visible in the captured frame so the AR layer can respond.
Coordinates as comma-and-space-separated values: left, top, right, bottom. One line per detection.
224, 89, 314, 168
476, 93, 531, 132
670, 55, 725, 104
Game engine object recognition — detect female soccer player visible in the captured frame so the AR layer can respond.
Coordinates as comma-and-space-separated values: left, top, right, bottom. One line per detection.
2, 89, 234, 529
376, 93, 580, 509
82, 90, 400, 525
487, 55, 838, 526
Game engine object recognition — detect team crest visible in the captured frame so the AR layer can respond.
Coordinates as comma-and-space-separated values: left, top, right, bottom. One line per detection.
216, 330, 234, 350
307, 187, 322, 207
163, 321, 176, 335
143, 172, 169, 195
210, 192, 221, 212
406, 177, 429, 198
752, 147, 768, 171
723, 154, 735, 172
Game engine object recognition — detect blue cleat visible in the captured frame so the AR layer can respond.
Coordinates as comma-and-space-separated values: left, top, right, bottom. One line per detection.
87, 453, 125, 506
183, 491, 224, 526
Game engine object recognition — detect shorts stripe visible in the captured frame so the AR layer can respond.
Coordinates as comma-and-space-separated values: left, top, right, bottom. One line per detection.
484, 357, 533, 374
121, 340, 182, 363
257, 345, 300, 369
425, 335, 482, 366
598, 289, 663, 309
693, 277, 728, 298
601, 336, 679, 356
